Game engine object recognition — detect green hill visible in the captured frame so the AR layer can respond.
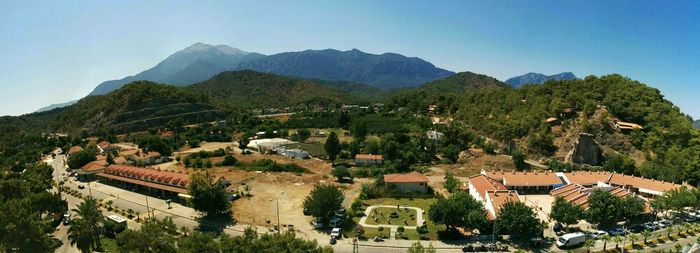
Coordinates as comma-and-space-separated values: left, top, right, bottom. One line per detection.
694, 120, 700, 129
188, 70, 365, 108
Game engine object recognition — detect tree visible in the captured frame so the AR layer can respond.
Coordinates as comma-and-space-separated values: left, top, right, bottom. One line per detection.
68, 218, 94, 253
441, 145, 460, 164
443, 172, 461, 193
628, 233, 639, 247
511, 148, 528, 170
350, 120, 368, 143
219, 229, 332, 252
550, 196, 584, 229
238, 136, 250, 152
116, 217, 177, 253
222, 155, 237, 166
601, 234, 611, 251
407, 241, 436, 253
70, 197, 104, 251
177, 231, 221, 253
642, 229, 652, 245
584, 238, 595, 253
613, 235, 623, 249
495, 201, 543, 239
302, 184, 344, 224
586, 189, 620, 225
106, 152, 115, 165
324, 132, 341, 164
429, 191, 488, 233
68, 149, 97, 169
188, 171, 231, 217
332, 166, 353, 182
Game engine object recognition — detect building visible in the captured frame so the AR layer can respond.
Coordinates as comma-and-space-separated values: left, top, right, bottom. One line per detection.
355, 154, 384, 165
67, 146, 83, 156
129, 150, 169, 165
96, 165, 190, 198
613, 120, 643, 132
75, 160, 108, 181
560, 171, 688, 198
277, 148, 309, 159
551, 183, 634, 209
384, 173, 429, 194
465, 175, 521, 219
545, 117, 560, 126
482, 170, 563, 193
426, 130, 444, 141
98, 141, 121, 154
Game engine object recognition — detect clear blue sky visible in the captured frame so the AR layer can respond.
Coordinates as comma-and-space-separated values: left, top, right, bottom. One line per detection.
1, 1, 698, 118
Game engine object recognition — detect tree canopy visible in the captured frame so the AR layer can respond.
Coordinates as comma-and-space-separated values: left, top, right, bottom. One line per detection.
188, 171, 231, 217
302, 184, 344, 223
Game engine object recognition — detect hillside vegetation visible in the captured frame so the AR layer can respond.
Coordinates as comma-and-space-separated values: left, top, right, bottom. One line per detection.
453, 74, 700, 184
189, 70, 366, 108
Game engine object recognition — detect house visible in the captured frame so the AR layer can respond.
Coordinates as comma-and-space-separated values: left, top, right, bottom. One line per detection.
161, 131, 174, 140
482, 169, 563, 193
384, 173, 429, 194
560, 108, 575, 119
96, 165, 190, 198
559, 171, 688, 198
355, 154, 384, 165
98, 141, 121, 155
551, 183, 634, 210
67, 146, 83, 156
76, 160, 108, 181
545, 117, 560, 126
426, 130, 444, 141
466, 174, 520, 219
613, 120, 643, 132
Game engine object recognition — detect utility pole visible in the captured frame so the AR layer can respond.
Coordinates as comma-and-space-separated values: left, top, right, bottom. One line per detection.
491, 217, 497, 253
145, 196, 152, 219
277, 191, 284, 233
87, 182, 93, 197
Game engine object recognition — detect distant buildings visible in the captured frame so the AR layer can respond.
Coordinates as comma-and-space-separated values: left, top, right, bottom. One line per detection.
384, 173, 429, 194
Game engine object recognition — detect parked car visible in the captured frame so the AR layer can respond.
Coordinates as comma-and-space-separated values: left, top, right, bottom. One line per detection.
557, 232, 586, 248
589, 230, 607, 239
329, 237, 337, 245
658, 219, 672, 228
303, 208, 311, 216
329, 218, 344, 228
629, 225, 644, 233
553, 223, 563, 233
330, 228, 341, 238
78, 184, 85, 189
312, 219, 324, 229
607, 227, 627, 236
644, 222, 659, 231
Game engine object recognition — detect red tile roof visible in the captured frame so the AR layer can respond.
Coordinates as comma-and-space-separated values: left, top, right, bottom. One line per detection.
608, 173, 686, 193
102, 165, 190, 189
81, 160, 108, 172
355, 154, 383, 160
563, 171, 612, 186
468, 174, 507, 200
484, 170, 562, 186
98, 141, 111, 149
384, 173, 428, 183
487, 190, 520, 219
68, 146, 83, 155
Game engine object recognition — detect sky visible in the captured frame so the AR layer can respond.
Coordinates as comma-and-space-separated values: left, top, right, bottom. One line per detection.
0, 1, 698, 118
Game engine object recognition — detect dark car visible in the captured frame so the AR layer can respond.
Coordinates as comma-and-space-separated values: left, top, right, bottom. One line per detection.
628, 225, 644, 233
329, 236, 337, 245
303, 208, 311, 216
78, 184, 85, 189
553, 223, 563, 233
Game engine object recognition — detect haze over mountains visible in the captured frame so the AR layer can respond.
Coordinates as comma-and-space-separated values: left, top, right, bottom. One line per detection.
505, 72, 578, 87
88, 43, 454, 96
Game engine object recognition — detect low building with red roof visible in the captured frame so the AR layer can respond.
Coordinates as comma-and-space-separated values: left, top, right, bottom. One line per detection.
482, 169, 563, 193
383, 173, 429, 194
484, 190, 520, 220
551, 183, 635, 210
560, 171, 688, 197
96, 165, 191, 198
355, 154, 383, 165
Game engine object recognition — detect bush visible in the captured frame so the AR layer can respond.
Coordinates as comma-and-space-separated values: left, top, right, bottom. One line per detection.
222, 155, 237, 166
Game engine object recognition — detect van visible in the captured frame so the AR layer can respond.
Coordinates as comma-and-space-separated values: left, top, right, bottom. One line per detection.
556, 232, 586, 248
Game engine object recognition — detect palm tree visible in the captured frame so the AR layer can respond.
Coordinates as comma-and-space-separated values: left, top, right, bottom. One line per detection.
73, 197, 104, 250
642, 229, 652, 245
584, 238, 595, 253
683, 223, 692, 234
601, 234, 611, 251
613, 235, 623, 249
628, 233, 639, 248
180, 226, 190, 237
68, 219, 93, 253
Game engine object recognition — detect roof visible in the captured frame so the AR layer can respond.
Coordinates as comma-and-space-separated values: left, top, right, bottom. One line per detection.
68, 146, 83, 155
487, 190, 520, 219
546, 117, 559, 123
98, 141, 111, 149
615, 120, 643, 130
551, 183, 633, 210
81, 160, 108, 172
468, 174, 507, 200
384, 173, 429, 183
161, 131, 174, 138
99, 165, 190, 193
134, 151, 162, 158
563, 171, 612, 185
355, 154, 383, 160
484, 170, 562, 187
609, 173, 685, 193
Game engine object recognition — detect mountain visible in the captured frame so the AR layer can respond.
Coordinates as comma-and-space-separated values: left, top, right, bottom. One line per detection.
88, 43, 264, 95
505, 72, 578, 87
386, 71, 508, 112
35, 99, 79, 112
694, 120, 700, 129
309, 79, 382, 98
188, 70, 364, 108
236, 49, 454, 89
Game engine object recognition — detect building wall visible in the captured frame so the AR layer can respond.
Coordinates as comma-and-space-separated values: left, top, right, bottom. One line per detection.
388, 182, 427, 194
355, 158, 383, 165
468, 182, 484, 202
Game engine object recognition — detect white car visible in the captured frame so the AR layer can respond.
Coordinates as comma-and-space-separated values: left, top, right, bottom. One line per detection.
589, 230, 607, 239
330, 228, 341, 238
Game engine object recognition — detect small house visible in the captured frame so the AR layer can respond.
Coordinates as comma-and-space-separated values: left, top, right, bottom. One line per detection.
384, 173, 429, 194
545, 117, 560, 126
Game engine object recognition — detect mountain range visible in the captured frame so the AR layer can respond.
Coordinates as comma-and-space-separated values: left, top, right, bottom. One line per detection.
694, 120, 700, 129
88, 43, 454, 96
505, 72, 578, 87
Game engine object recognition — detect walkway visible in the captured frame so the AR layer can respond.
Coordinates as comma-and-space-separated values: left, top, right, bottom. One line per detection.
358, 205, 425, 229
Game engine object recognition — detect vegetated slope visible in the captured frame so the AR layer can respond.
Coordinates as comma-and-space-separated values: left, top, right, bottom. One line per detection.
189, 70, 365, 108
694, 120, 700, 129
236, 48, 454, 89
505, 72, 578, 88
60, 81, 230, 133
387, 71, 509, 113
309, 79, 383, 98
89, 43, 265, 95
456, 74, 700, 184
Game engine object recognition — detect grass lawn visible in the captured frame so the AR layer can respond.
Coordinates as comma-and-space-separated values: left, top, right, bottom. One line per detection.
100, 236, 120, 253
347, 197, 445, 240
364, 207, 418, 226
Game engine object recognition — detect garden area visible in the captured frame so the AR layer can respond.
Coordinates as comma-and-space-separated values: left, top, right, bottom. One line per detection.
348, 197, 444, 240
364, 206, 418, 226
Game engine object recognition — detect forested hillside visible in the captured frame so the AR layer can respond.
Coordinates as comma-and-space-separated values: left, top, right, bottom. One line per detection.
454, 74, 700, 184
189, 70, 366, 108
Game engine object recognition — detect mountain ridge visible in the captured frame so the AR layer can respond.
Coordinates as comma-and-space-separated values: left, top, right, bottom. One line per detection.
505, 72, 578, 87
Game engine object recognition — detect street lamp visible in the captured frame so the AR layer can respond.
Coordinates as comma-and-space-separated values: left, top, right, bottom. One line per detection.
277, 191, 285, 233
